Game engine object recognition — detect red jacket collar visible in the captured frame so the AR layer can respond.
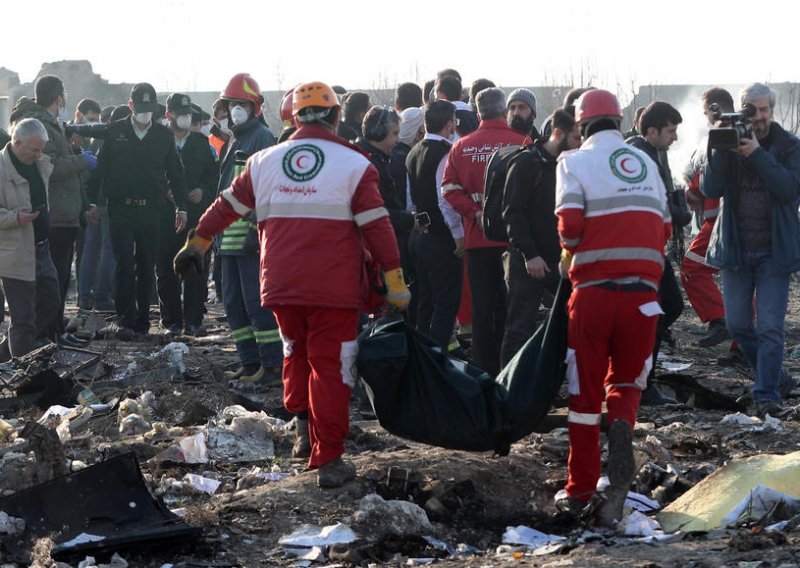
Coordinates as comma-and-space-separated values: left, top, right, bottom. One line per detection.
289, 124, 369, 157
477, 118, 512, 131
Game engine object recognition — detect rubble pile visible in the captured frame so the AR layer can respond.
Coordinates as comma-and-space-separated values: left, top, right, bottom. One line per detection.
0, 303, 797, 566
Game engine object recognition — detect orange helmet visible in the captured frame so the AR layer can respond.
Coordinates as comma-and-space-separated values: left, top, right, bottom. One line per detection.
574, 89, 622, 125
292, 82, 339, 123
280, 87, 295, 126
221, 73, 264, 116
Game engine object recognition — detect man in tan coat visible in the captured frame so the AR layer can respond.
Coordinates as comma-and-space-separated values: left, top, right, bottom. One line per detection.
0, 118, 61, 358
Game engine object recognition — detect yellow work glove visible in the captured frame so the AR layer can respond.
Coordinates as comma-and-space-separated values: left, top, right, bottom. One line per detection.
383, 268, 411, 310
174, 229, 212, 279
559, 249, 573, 279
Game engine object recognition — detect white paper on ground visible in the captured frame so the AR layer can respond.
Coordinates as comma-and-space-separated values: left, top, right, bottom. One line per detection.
722, 484, 800, 526
660, 361, 692, 372
178, 432, 209, 463
595, 476, 661, 512
59, 532, 106, 548
502, 525, 566, 548
620, 510, 664, 536
37, 405, 75, 424
278, 523, 357, 547
639, 301, 665, 317
283, 545, 325, 561
720, 413, 762, 426
183, 473, 222, 495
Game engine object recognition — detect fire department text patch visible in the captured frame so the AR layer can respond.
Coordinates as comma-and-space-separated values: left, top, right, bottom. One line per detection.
609, 148, 647, 184
283, 144, 325, 182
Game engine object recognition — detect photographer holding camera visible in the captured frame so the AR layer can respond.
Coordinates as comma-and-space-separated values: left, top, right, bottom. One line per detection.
702, 82, 800, 417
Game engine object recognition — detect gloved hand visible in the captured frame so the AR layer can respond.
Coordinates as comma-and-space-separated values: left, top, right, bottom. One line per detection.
174, 229, 212, 279
383, 268, 411, 310
559, 249, 573, 279
82, 151, 97, 171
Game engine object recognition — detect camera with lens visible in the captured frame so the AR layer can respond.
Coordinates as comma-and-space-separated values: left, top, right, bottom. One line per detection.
707, 103, 757, 150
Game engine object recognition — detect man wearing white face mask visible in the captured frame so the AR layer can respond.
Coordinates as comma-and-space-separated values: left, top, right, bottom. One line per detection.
86, 82, 189, 340
214, 73, 281, 388
156, 93, 219, 336
8, 75, 95, 349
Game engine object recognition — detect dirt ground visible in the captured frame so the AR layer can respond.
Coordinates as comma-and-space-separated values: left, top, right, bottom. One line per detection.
5, 277, 800, 567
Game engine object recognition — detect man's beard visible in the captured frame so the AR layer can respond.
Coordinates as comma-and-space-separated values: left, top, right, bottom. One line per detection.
556, 136, 572, 154
510, 115, 534, 135
753, 120, 771, 139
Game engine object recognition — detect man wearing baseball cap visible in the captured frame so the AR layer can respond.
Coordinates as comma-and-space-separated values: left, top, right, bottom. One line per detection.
87, 82, 189, 340
154, 92, 219, 337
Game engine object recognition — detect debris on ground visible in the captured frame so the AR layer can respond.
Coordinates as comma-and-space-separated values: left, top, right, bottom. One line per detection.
0, 300, 798, 566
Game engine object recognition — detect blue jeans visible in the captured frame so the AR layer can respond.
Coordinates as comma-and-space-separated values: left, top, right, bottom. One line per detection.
220, 254, 282, 368
79, 205, 115, 305
721, 252, 790, 402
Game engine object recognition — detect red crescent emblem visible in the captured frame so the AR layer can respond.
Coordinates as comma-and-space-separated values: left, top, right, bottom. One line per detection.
620, 157, 635, 174
296, 155, 309, 169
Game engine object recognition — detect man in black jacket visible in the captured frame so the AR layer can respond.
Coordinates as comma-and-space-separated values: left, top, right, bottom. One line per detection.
156, 93, 219, 336
87, 83, 188, 339
357, 106, 416, 253
406, 101, 464, 348
500, 109, 580, 365
627, 102, 685, 405
337, 92, 371, 142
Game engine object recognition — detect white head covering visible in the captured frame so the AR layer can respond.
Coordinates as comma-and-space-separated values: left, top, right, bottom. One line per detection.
399, 107, 425, 146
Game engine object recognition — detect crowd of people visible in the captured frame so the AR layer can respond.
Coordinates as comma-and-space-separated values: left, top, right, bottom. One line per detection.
1, 70, 798, 514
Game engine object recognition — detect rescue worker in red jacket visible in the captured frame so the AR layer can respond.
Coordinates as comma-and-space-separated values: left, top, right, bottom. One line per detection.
442, 87, 531, 377
554, 90, 671, 526
174, 81, 409, 488
681, 87, 737, 352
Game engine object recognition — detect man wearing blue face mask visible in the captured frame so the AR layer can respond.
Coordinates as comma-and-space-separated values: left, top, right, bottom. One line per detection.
8, 75, 95, 350
86, 82, 188, 340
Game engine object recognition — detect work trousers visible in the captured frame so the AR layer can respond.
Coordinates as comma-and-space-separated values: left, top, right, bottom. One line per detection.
501, 249, 559, 366
79, 205, 115, 307
220, 254, 282, 368
273, 305, 359, 468
650, 258, 683, 379
48, 226, 78, 334
680, 220, 725, 323
564, 285, 659, 500
155, 210, 208, 329
108, 204, 160, 332
1, 242, 61, 357
467, 246, 507, 377
409, 232, 462, 349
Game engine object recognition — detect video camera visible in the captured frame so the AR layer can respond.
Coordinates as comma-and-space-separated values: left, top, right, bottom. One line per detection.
707, 103, 757, 150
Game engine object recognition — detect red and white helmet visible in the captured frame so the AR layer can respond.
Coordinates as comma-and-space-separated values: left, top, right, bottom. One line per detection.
221, 73, 264, 116
280, 87, 296, 126
574, 89, 622, 125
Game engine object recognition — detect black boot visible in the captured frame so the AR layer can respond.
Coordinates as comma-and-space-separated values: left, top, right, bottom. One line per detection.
697, 318, 730, 348
597, 420, 636, 528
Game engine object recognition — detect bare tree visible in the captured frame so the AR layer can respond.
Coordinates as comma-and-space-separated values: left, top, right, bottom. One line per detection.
775, 82, 800, 135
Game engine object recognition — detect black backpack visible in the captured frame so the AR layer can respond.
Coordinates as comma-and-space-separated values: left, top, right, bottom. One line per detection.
482, 144, 539, 242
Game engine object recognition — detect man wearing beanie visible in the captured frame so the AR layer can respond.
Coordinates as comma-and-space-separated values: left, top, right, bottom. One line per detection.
507, 88, 538, 138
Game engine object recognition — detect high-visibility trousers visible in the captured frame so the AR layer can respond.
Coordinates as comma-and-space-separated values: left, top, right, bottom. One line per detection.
272, 305, 359, 469
680, 220, 725, 324
564, 285, 659, 500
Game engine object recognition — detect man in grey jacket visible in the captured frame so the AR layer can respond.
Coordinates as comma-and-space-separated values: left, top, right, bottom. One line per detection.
0, 119, 61, 358
9, 75, 96, 347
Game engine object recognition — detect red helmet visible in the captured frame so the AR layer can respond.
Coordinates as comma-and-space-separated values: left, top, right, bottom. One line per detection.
280, 87, 295, 126
574, 89, 622, 125
221, 73, 264, 116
